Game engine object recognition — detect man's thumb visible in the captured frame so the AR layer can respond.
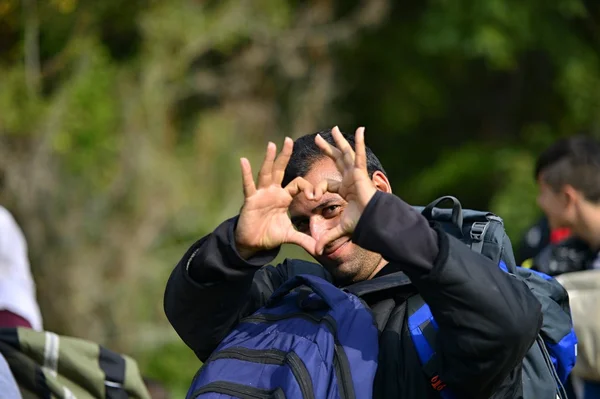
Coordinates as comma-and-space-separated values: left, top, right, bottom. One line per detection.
287, 231, 317, 257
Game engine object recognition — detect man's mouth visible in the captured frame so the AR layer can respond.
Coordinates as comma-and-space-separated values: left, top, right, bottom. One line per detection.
323, 239, 350, 259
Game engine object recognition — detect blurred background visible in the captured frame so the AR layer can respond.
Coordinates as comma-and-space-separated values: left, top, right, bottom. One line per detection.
1, 0, 599, 396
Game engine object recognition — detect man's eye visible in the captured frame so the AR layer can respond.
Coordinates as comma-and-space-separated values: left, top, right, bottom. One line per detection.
323, 205, 341, 217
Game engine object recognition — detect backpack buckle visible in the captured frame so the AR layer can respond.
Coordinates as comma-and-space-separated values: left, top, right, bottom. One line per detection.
470, 222, 489, 241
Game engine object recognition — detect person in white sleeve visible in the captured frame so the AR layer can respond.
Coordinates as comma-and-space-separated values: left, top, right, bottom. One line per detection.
0, 206, 43, 331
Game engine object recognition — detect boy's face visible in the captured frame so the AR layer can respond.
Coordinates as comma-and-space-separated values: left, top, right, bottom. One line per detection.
536, 178, 575, 230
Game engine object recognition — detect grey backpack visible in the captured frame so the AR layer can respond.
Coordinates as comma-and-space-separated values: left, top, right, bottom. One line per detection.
413, 195, 517, 270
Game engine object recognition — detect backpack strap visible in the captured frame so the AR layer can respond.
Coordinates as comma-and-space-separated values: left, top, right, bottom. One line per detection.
266, 274, 348, 310
421, 196, 464, 233
469, 220, 489, 255
406, 295, 456, 399
343, 271, 413, 297
345, 271, 455, 397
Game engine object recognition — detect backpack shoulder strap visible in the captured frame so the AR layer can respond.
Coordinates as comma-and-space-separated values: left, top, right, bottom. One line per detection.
406, 295, 457, 399
345, 272, 456, 397
343, 271, 412, 297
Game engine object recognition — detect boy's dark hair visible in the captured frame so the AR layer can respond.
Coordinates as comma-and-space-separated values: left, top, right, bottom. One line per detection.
535, 135, 600, 203
282, 129, 387, 187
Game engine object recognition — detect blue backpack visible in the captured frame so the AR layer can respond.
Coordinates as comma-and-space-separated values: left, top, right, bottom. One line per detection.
410, 196, 578, 399
186, 274, 379, 399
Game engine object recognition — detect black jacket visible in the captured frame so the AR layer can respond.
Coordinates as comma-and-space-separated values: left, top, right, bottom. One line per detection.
164, 192, 543, 398
530, 236, 596, 277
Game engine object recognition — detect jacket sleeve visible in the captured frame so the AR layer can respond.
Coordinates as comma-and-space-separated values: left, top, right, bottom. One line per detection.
353, 191, 543, 399
163, 216, 328, 361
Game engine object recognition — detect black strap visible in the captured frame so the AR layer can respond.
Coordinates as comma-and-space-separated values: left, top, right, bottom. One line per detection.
99, 346, 128, 399
421, 196, 464, 234
343, 272, 413, 297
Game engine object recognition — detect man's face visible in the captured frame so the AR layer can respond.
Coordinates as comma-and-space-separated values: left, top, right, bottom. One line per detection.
537, 178, 574, 230
288, 158, 383, 285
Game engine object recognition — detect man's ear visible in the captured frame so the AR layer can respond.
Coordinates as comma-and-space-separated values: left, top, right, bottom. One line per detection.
563, 184, 580, 207
372, 171, 392, 193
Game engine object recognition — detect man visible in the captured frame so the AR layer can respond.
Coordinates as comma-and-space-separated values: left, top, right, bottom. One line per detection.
535, 135, 600, 399
165, 127, 542, 398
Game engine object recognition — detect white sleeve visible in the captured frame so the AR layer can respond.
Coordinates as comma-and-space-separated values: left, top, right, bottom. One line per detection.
0, 206, 43, 330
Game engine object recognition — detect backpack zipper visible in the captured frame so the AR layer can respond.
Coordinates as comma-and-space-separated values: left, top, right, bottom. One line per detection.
287, 352, 314, 399
192, 381, 286, 398
323, 315, 356, 399
204, 347, 314, 399
242, 312, 322, 324
537, 336, 568, 399
242, 312, 357, 399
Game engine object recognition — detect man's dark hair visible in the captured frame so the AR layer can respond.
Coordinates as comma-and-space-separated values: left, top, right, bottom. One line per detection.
535, 135, 600, 202
282, 129, 387, 187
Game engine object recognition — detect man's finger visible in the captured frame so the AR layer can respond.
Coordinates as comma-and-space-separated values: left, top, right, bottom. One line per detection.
240, 158, 256, 197
354, 127, 367, 171
257, 142, 276, 188
272, 137, 293, 185
314, 179, 341, 199
315, 133, 343, 158
316, 225, 346, 256
287, 231, 317, 257
315, 133, 345, 171
284, 177, 315, 200
331, 126, 355, 167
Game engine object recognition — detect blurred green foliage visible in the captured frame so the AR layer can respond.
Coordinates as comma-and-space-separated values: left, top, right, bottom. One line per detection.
1, 0, 599, 395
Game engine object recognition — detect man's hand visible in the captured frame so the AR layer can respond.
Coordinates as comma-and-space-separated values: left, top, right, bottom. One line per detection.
314, 126, 377, 255
235, 138, 326, 259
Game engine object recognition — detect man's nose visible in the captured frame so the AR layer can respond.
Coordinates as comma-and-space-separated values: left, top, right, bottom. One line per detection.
309, 217, 332, 242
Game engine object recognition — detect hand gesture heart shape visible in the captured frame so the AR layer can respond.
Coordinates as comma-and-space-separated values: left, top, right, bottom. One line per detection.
235, 127, 378, 259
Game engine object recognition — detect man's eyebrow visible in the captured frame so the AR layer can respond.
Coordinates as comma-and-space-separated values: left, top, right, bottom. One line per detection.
311, 199, 338, 213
